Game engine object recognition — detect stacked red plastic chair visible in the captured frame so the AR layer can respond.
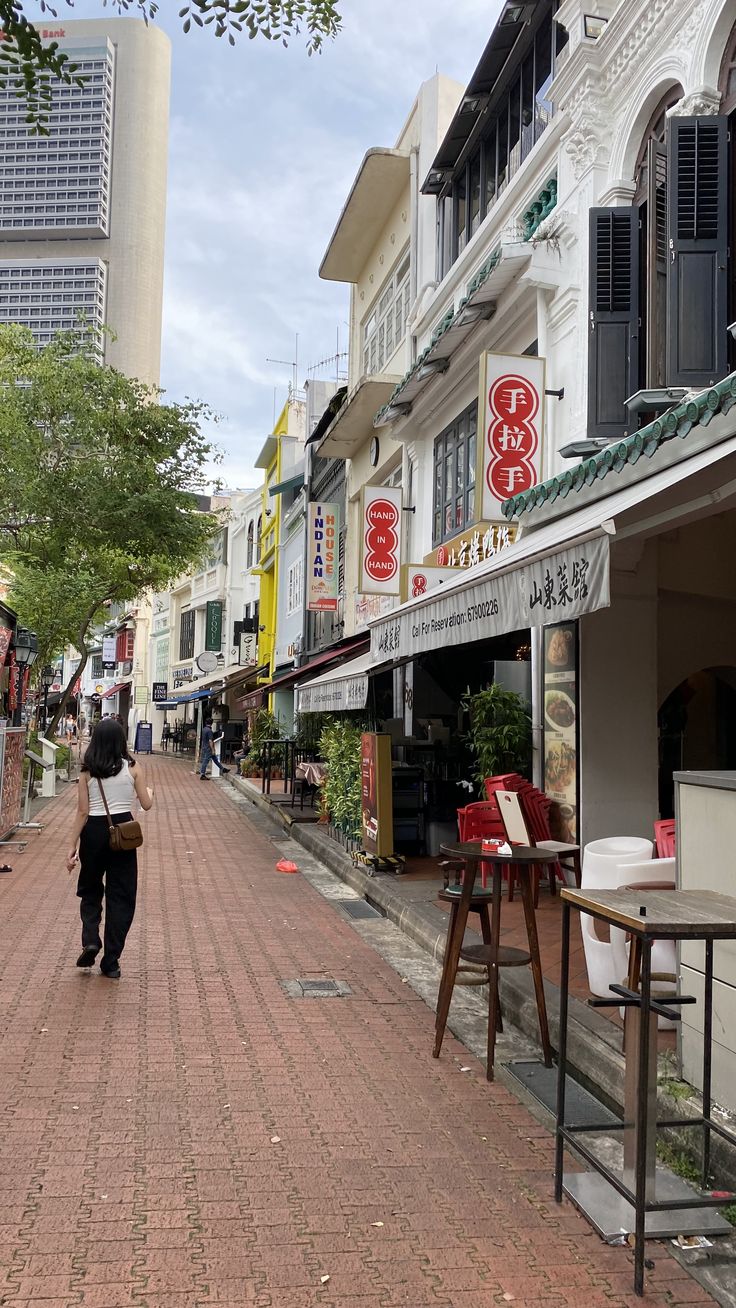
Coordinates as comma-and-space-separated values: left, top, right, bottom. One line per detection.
483, 773, 580, 898
654, 818, 676, 859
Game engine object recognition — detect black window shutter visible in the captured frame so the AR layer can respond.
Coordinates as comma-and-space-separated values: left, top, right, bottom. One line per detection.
588, 207, 640, 438
667, 115, 728, 387
645, 139, 668, 388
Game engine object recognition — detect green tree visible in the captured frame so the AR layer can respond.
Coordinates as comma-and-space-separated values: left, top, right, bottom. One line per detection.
0, 0, 342, 126
0, 323, 222, 732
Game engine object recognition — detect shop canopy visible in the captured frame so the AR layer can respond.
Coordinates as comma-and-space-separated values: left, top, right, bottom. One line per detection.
263, 638, 369, 698
295, 649, 388, 714
370, 422, 736, 665
172, 661, 256, 700
239, 687, 267, 711
171, 687, 211, 704
101, 681, 130, 699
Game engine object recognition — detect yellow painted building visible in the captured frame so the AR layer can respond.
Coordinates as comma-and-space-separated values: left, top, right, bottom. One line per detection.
254, 397, 305, 701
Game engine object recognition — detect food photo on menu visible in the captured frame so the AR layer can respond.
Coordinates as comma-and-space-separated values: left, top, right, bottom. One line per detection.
543, 622, 578, 842
545, 625, 574, 672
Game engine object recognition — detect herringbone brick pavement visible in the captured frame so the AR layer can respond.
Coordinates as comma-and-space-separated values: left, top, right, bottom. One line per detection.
0, 755, 714, 1307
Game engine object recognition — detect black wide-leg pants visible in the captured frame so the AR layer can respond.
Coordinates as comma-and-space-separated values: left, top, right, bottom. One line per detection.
76, 814, 138, 966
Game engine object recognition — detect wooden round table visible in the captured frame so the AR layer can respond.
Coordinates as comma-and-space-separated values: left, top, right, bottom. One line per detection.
436, 841, 554, 1080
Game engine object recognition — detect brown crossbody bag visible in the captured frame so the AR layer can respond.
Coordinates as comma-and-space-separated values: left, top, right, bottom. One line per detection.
97, 775, 143, 852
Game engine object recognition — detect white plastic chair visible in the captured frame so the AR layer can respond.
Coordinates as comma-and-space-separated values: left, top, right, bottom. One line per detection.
611, 858, 677, 1028
580, 837, 654, 998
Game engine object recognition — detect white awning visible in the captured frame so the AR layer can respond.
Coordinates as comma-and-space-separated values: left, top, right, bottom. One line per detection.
173, 662, 255, 698
320, 148, 410, 283
295, 649, 384, 714
317, 374, 401, 459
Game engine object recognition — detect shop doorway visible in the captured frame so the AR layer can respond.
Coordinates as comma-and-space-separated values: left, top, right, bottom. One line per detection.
658, 666, 736, 816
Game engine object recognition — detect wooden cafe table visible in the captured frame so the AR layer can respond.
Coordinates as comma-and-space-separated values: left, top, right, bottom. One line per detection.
436, 841, 553, 1081
555, 886, 736, 1296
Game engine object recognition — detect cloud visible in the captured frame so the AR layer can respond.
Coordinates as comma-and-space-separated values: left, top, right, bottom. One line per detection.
150, 0, 502, 486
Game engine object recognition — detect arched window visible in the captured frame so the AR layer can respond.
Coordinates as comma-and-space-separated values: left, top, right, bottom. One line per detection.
256, 514, 262, 564
634, 85, 683, 389
719, 19, 736, 114
246, 519, 254, 568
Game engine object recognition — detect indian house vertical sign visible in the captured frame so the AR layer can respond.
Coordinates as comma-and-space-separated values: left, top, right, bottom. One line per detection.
307, 502, 340, 612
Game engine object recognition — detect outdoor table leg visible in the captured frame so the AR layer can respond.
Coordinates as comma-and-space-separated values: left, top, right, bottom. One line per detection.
433, 899, 460, 1057
554, 898, 571, 1203
634, 937, 653, 1298
486, 865, 504, 1081
433, 868, 475, 1060
703, 938, 714, 1186
519, 865, 552, 1068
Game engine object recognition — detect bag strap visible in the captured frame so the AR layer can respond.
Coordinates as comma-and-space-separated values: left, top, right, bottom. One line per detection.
96, 778, 115, 834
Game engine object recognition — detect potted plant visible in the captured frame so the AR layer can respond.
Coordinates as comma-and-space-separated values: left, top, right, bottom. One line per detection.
319, 719, 363, 843
462, 683, 532, 794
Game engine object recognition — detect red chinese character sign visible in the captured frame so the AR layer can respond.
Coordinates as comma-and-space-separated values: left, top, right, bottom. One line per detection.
478, 352, 545, 516
400, 565, 454, 603
359, 485, 402, 596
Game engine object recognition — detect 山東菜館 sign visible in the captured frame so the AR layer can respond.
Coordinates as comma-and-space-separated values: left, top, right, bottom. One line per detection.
370, 536, 611, 663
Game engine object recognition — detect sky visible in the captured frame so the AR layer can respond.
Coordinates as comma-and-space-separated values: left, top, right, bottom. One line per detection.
73, 0, 500, 487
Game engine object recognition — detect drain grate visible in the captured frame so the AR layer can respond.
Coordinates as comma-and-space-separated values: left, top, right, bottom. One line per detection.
341, 901, 381, 921
504, 1060, 619, 1127
280, 978, 352, 999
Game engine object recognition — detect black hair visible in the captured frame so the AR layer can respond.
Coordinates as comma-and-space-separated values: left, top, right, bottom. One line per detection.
81, 718, 134, 779
204, 717, 212, 726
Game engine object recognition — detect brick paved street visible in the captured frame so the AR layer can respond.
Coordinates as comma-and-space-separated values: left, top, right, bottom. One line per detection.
0, 756, 715, 1308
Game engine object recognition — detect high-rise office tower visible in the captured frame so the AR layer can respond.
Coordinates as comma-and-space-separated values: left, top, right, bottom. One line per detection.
0, 19, 170, 385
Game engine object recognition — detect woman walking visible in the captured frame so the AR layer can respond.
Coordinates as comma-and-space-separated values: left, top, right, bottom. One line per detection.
66, 718, 153, 979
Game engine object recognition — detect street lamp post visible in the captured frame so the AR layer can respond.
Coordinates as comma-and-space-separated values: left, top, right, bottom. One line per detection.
11, 629, 39, 728
41, 665, 54, 735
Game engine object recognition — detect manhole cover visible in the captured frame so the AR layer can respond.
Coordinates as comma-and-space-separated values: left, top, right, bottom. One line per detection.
280, 978, 352, 999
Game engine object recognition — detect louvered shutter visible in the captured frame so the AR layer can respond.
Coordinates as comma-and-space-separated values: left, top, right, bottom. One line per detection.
588, 207, 640, 438
645, 140, 668, 387
667, 115, 728, 387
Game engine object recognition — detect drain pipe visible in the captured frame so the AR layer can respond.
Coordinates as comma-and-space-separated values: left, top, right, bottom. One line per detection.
410, 146, 419, 326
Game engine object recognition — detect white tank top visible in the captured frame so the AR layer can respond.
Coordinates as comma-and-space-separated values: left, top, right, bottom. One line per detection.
87, 760, 137, 816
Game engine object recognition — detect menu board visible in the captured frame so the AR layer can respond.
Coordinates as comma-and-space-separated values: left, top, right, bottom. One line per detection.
361, 732, 394, 858
0, 727, 24, 840
543, 622, 578, 843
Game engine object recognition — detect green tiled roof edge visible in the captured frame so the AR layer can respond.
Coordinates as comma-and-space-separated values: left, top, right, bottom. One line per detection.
522, 177, 558, 241
501, 372, 736, 521
373, 245, 502, 425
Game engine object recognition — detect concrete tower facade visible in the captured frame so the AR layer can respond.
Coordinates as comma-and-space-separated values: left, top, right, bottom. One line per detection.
0, 18, 171, 384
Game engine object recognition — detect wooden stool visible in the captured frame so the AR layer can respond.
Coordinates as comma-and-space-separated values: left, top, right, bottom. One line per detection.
435, 842, 553, 1081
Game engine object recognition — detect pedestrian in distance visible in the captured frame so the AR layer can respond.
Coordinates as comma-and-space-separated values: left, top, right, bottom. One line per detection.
199, 716, 230, 780
65, 718, 153, 979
